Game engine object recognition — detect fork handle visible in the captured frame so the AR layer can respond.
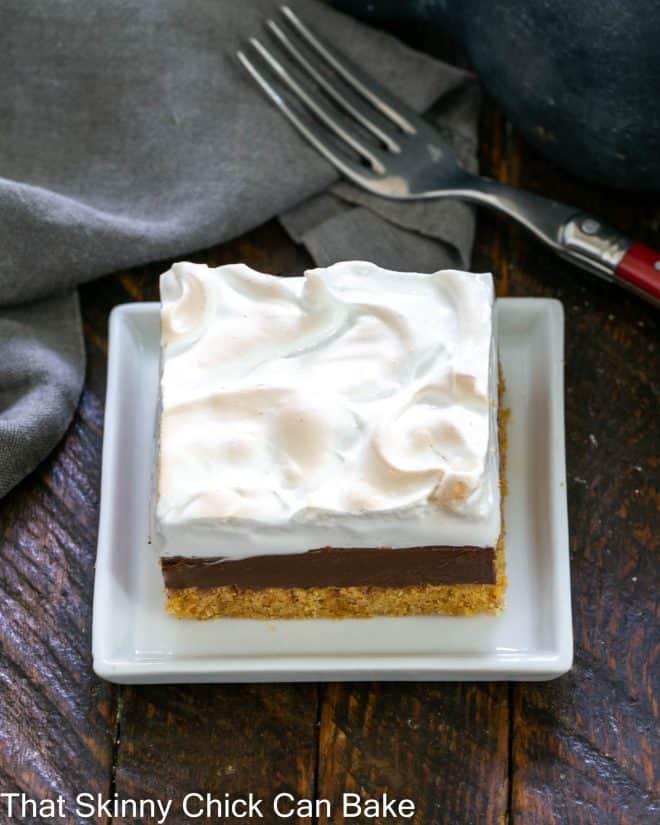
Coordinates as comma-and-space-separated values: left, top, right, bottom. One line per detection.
614, 243, 660, 303
557, 214, 660, 308
460, 177, 660, 308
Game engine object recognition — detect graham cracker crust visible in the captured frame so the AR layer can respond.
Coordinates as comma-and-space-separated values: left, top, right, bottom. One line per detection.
165, 380, 509, 620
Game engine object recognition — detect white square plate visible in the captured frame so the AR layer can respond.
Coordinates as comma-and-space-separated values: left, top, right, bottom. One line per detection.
92, 297, 572, 683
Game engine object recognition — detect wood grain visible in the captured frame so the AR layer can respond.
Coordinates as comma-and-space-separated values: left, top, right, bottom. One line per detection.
487, 109, 660, 825
113, 684, 319, 825
0, 391, 116, 824
316, 682, 510, 825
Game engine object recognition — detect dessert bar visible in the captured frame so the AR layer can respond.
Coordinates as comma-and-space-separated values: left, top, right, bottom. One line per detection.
154, 261, 505, 618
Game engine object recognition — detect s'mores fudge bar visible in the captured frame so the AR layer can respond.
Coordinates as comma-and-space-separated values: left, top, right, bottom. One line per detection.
153, 261, 505, 619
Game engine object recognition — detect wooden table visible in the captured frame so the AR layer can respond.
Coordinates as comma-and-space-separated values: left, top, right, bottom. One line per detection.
1, 73, 658, 825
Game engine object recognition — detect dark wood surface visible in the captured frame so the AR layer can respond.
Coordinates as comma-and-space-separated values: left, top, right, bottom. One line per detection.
0, 86, 658, 825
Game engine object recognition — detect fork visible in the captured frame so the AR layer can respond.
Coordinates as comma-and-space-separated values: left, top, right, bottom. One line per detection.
238, 6, 659, 308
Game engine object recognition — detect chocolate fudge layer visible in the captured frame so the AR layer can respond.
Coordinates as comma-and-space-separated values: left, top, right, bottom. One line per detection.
162, 545, 495, 590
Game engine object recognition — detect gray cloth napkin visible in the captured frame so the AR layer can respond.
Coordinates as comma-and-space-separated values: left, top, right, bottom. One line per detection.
0, 0, 479, 499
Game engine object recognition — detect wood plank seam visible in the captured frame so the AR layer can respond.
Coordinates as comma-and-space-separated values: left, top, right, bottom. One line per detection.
106, 685, 123, 825
311, 683, 323, 825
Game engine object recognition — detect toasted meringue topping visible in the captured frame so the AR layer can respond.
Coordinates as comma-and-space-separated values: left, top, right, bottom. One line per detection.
155, 261, 500, 559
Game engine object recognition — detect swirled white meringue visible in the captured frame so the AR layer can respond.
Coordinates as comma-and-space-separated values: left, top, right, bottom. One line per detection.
155, 261, 500, 559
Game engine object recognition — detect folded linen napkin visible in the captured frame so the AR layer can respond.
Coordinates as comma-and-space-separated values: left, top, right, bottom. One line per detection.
0, 0, 479, 499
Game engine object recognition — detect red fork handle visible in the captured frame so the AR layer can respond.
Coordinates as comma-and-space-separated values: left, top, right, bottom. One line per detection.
559, 214, 660, 309
615, 242, 660, 304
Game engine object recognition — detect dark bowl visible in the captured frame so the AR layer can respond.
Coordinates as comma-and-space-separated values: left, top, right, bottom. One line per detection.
328, 0, 660, 192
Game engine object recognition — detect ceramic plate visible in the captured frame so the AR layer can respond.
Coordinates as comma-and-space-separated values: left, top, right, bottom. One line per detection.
92, 296, 572, 683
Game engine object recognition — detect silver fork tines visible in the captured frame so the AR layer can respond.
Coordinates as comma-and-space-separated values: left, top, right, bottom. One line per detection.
237, 48, 383, 185
278, 6, 416, 136
265, 18, 401, 154
238, 4, 583, 257
248, 35, 386, 174
237, 5, 444, 195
